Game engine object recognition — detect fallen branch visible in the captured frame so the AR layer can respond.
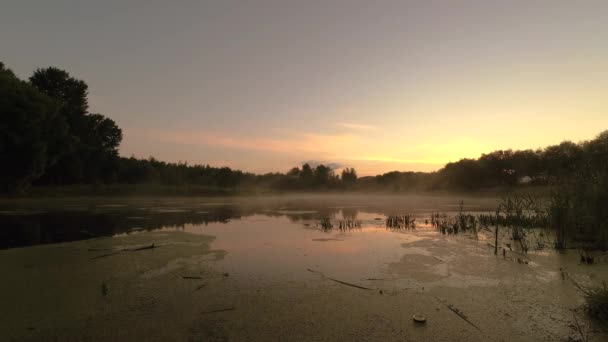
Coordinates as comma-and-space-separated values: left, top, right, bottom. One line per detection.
201, 307, 235, 314
91, 251, 121, 259
434, 297, 481, 332
91, 243, 158, 259
182, 276, 203, 280
307, 268, 374, 291
126, 243, 157, 251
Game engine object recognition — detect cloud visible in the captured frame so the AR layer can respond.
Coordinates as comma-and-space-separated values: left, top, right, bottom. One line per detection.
128, 128, 362, 154
334, 122, 378, 131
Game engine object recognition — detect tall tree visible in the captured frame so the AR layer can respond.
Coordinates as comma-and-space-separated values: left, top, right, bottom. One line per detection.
29, 67, 122, 184
0, 63, 69, 191
341, 167, 358, 185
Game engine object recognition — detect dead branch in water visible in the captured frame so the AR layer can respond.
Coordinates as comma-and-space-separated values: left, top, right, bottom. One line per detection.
201, 307, 236, 314
182, 276, 203, 280
91, 243, 158, 259
125, 243, 157, 251
90, 251, 121, 259
434, 297, 482, 332
307, 268, 374, 291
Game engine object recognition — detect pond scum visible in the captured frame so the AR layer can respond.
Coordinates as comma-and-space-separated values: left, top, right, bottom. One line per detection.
430, 196, 608, 330
312, 193, 608, 328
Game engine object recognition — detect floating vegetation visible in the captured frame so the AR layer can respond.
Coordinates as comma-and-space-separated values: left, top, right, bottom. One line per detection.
386, 215, 416, 230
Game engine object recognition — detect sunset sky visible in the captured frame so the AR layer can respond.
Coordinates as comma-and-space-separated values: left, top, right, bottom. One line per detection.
2, 0, 608, 175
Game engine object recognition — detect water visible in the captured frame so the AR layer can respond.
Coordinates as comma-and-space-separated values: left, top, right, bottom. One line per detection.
0, 195, 605, 341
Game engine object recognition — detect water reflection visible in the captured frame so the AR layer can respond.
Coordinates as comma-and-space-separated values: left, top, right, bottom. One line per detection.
0, 195, 499, 249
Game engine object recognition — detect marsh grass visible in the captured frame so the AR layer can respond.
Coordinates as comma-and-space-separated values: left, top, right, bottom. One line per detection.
386, 215, 416, 230
337, 219, 362, 230
431, 202, 478, 237
317, 218, 361, 232
318, 218, 333, 231
101, 281, 108, 296
585, 281, 608, 329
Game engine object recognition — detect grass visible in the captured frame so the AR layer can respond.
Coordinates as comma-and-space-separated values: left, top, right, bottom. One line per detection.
585, 281, 608, 329
318, 218, 333, 231
386, 215, 416, 230
337, 219, 362, 230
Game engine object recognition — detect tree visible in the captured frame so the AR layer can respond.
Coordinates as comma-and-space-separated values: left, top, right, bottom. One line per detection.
84, 113, 122, 155
29, 67, 122, 184
313, 164, 334, 187
300, 163, 313, 186
341, 167, 357, 185
0, 63, 69, 191
29, 67, 88, 121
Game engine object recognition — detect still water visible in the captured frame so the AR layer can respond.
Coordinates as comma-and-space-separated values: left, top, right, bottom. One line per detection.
0, 195, 605, 341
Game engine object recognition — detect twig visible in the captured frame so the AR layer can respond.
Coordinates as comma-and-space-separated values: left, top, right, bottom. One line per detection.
182, 276, 203, 280
307, 268, 374, 290
91, 251, 121, 259
327, 277, 374, 290
91, 243, 158, 259
434, 297, 482, 332
572, 312, 590, 342
126, 243, 157, 251
201, 307, 235, 314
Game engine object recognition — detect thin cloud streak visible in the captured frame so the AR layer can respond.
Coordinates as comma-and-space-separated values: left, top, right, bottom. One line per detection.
334, 122, 378, 131
129, 128, 361, 154
127, 128, 491, 174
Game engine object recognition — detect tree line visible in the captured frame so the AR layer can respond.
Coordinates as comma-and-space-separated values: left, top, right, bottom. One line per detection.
370, 134, 608, 192
1, 62, 606, 194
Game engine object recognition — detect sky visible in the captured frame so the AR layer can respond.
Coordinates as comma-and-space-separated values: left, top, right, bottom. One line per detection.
2, 0, 608, 175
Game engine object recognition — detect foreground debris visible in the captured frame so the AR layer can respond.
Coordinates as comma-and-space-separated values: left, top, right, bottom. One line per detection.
307, 268, 374, 291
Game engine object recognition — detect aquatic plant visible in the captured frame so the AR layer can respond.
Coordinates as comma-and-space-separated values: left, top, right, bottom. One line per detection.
386, 215, 416, 230
431, 213, 450, 234
548, 180, 608, 251
337, 219, 362, 231
101, 281, 108, 296
584, 281, 608, 330
318, 218, 333, 231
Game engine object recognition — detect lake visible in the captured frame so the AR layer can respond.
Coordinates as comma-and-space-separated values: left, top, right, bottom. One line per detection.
0, 194, 605, 341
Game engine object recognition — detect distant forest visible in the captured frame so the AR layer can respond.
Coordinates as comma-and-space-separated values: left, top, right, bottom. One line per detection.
1, 62, 607, 194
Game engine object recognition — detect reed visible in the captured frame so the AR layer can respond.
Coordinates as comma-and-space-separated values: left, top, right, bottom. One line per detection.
386, 215, 416, 230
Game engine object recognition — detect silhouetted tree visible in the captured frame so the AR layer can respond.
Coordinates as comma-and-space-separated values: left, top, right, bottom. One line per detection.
341, 167, 357, 185
29, 67, 122, 184
0, 63, 70, 192
300, 163, 313, 187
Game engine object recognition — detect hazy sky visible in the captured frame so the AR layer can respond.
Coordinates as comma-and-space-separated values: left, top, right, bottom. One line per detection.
2, 0, 607, 175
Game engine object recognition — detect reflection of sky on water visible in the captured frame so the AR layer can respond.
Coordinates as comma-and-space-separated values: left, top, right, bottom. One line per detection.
175, 214, 432, 284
